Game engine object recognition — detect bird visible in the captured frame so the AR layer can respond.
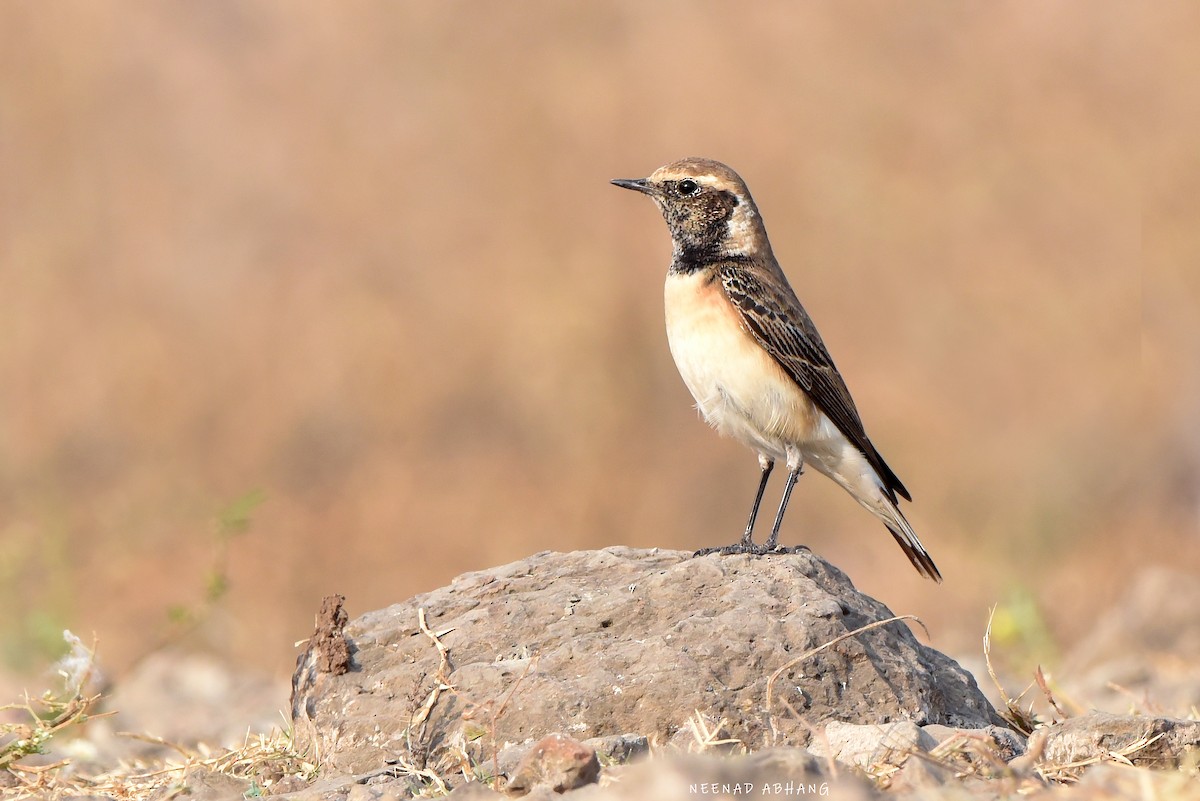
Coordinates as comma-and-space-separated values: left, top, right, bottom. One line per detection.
612, 158, 941, 582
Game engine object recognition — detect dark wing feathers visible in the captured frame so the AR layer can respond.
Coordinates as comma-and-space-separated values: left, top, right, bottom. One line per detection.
719, 263, 912, 504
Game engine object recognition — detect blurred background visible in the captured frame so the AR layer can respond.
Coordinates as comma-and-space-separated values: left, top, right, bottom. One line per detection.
1, 2, 1197, 687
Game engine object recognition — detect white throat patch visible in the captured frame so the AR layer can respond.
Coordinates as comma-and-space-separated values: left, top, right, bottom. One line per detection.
724, 203, 761, 256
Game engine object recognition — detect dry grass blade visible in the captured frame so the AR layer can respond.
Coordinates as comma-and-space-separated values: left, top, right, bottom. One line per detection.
928, 728, 1022, 782
22, 729, 320, 800
1037, 732, 1167, 782
1, 633, 114, 783
683, 711, 743, 753
983, 606, 1039, 735
1034, 665, 1068, 721
116, 731, 197, 761
381, 755, 451, 797
0, 692, 110, 772
406, 606, 540, 792
409, 607, 456, 747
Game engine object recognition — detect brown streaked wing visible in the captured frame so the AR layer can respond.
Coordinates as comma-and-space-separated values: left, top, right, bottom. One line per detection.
718, 262, 912, 503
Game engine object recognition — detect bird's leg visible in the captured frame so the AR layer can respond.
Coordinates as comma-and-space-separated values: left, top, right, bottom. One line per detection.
693, 456, 776, 557
694, 455, 805, 557
763, 451, 805, 551
739, 455, 775, 546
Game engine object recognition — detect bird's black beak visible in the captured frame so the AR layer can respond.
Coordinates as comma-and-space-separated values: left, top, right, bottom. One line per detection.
611, 177, 654, 195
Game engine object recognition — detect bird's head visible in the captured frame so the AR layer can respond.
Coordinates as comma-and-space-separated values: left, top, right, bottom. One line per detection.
612, 158, 769, 263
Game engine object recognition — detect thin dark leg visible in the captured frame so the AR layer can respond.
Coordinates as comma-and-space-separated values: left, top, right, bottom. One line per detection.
764, 465, 803, 551
739, 458, 774, 546
695, 458, 805, 557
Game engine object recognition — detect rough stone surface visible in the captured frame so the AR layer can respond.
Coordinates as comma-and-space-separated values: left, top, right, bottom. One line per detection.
147, 766, 247, 801
570, 748, 877, 801
498, 733, 647, 780
447, 783, 506, 799
807, 720, 937, 767
291, 547, 1001, 776
584, 734, 649, 765
1039, 712, 1200, 769
505, 733, 600, 795
889, 755, 954, 794
267, 768, 423, 801
447, 748, 875, 801
266, 775, 309, 795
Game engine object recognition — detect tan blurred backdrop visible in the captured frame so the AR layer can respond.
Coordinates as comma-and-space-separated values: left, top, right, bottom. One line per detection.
1, 2, 1197, 679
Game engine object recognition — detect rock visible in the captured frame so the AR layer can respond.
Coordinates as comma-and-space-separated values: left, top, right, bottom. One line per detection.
345, 783, 411, 801
914, 723, 1033, 792
889, 755, 954, 793
290, 547, 1002, 776
504, 733, 600, 795
497, 731, 647, 783
496, 732, 644, 785
1062, 567, 1200, 714
1039, 712, 1200, 769
979, 726, 1028, 762
346, 786, 378, 801
267, 775, 310, 795
149, 766, 247, 801
291, 593, 353, 753
266, 768, 425, 801
583, 733, 649, 765
447, 783, 506, 799
807, 721, 936, 768
1006, 727, 1048, 775
921, 724, 1026, 761
569, 747, 877, 800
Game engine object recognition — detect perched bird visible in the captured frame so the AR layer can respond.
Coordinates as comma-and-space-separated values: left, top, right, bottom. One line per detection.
612, 158, 941, 582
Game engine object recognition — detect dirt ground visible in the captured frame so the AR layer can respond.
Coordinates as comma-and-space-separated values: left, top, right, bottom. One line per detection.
3, 562, 1198, 799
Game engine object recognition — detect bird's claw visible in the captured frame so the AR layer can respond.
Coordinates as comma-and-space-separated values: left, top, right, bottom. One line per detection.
693, 542, 812, 557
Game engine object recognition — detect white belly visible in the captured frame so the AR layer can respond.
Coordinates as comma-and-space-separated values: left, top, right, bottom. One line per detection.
664, 270, 834, 461
663, 270, 902, 528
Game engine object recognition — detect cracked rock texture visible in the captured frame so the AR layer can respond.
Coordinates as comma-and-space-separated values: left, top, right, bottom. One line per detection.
291, 547, 1002, 777
1039, 713, 1200, 769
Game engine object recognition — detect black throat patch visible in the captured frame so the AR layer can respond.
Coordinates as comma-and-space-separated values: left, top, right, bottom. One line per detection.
665, 188, 743, 272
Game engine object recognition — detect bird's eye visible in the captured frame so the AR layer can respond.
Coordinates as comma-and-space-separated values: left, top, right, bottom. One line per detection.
677, 179, 700, 196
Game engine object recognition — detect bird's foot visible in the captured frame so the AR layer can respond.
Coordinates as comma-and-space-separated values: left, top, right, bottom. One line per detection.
693, 542, 812, 557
